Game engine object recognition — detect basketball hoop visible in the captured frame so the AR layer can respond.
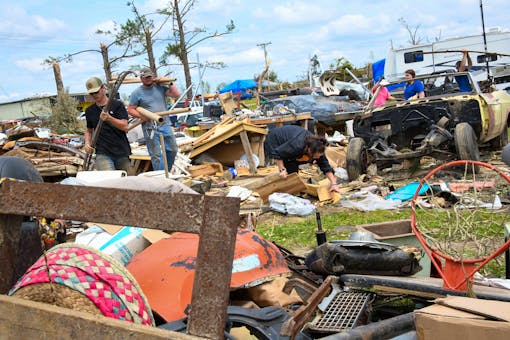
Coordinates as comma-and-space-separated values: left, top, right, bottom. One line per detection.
410, 160, 510, 291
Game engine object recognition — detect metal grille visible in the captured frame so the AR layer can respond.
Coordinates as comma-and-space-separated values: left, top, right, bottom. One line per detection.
308, 291, 372, 333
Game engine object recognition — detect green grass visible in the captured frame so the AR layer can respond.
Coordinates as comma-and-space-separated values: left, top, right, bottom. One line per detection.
257, 208, 508, 277
241, 98, 258, 110
257, 209, 412, 251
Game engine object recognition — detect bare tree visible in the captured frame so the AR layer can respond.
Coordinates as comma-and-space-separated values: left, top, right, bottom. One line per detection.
124, 0, 175, 75
398, 17, 424, 45
159, 0, 235, 98
44, 22, 144, 83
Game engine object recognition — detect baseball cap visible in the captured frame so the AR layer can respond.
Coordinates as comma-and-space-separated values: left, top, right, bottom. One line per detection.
85, 77, 103, 94
139, 67, 155, 78
380, 79, 390, 86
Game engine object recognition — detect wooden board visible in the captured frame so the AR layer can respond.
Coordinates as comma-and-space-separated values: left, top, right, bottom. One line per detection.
0, 295, 196, 339
248, 112, 311, 127
251, 173, 307, 202
109, 76, 176, 85
190, 122, 267, 159
188, 162, 223, 177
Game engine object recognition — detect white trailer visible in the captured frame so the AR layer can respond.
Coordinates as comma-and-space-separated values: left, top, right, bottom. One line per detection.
385, 28, 510, 89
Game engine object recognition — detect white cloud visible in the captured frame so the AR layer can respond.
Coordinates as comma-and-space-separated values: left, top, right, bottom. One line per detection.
273, 2, 331, 24
0, 6, 67, 39
14, 58, 48, 73
207, 47, 264, 65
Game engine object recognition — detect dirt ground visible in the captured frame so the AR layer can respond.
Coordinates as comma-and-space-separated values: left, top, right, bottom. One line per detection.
255, 151, 510, 228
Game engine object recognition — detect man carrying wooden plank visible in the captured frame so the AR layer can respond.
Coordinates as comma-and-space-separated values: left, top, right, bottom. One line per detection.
128, 68, 180, 171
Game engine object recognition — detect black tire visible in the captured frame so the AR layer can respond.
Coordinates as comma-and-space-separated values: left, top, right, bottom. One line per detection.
346, 137, 368, 181
454, 123, 480, 172
490, 124, 508, 149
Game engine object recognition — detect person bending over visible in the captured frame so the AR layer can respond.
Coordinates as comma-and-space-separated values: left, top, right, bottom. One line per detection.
264, 125, 341, 192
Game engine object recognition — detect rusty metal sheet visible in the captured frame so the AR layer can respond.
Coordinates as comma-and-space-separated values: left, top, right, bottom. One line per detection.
0, 179, 240, 339
0, 180, 239, 233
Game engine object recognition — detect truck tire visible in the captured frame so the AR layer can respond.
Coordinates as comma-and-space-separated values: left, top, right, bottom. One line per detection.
454, 123, 480, 172
346, 137, 367, 181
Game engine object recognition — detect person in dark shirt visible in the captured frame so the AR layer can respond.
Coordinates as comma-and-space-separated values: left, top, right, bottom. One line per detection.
454, 50, 473, 93
264, 125, 341, 192
84, 77, 131, 171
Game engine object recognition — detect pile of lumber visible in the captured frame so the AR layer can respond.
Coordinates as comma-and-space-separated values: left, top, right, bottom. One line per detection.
3, 140, 85, 177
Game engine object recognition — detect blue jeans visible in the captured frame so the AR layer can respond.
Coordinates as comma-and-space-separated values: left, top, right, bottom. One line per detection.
142, 122, 177, 171
95, 153, 131, 172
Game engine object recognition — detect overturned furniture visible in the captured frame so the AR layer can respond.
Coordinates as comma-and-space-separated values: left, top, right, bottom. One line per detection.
0, 180, 240, 339
190, 118, 267, 173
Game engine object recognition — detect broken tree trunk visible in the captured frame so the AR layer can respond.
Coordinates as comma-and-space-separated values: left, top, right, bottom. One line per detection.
52, 62, 64, 96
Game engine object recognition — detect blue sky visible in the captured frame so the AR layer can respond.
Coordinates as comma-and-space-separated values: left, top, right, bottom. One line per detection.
0, 0, 508, 103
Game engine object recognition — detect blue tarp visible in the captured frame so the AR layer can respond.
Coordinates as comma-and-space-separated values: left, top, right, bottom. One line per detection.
219, 79, 257, 99
372, 58, 405, 91
372, 59, 385, 82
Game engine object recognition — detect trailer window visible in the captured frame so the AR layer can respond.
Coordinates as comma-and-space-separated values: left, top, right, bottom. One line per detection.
477, 54, 498, 63
404, 51, 424, 63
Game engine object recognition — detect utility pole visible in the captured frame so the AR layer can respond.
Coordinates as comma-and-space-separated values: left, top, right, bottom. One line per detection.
257, 42, 272, 90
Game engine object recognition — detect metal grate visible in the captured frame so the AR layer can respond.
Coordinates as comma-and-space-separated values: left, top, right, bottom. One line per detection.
308, 290, 372, 333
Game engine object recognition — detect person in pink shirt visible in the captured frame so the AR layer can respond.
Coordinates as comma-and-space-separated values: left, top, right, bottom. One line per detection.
372, 78, 396, 107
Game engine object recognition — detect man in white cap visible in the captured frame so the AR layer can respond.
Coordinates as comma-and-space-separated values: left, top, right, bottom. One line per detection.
84, 77, 131, 171
127, 67, 180, 171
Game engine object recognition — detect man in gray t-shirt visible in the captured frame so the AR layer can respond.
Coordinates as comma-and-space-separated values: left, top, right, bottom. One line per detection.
128, 67, 180, 171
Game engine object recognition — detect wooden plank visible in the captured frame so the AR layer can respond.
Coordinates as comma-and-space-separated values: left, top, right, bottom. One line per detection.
190, 123, 267, 159
188, 162, 223, 177
252, 173, 307, 202
248, 112, 311, 126
109, 76, 176, 85
239, 130, 257, 174
0, 295, 197, 339
218, 92, 238, 115
192, 116, 236, 146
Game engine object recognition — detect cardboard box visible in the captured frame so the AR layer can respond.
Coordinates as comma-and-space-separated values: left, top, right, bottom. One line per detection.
325, 146, 346, 168
358, 219, 431, 277
415, 296, 510, 340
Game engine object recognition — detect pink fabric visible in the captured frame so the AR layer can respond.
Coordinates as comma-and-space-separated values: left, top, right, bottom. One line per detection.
373, 87, 390, 107
10, 245, 154, 326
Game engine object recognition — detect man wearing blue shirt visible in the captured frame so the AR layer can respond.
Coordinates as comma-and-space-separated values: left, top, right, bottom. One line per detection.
454, 50, 473, 93
404, 69, 425, 100
128, 68, 180, 171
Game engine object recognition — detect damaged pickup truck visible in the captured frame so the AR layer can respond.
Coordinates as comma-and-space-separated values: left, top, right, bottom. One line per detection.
346, 71, 510, 180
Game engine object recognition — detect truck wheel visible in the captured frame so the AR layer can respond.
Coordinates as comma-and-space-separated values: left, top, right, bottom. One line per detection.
346, 137, 367, 181
454, 123, 480, 172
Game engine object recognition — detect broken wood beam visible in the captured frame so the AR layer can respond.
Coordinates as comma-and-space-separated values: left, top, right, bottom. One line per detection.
239, 130, 257, 174
251, 173, 307, 202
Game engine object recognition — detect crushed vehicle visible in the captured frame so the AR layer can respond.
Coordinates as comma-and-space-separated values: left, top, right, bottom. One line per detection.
261, 94, 363, 132
346, 71, 510, 180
